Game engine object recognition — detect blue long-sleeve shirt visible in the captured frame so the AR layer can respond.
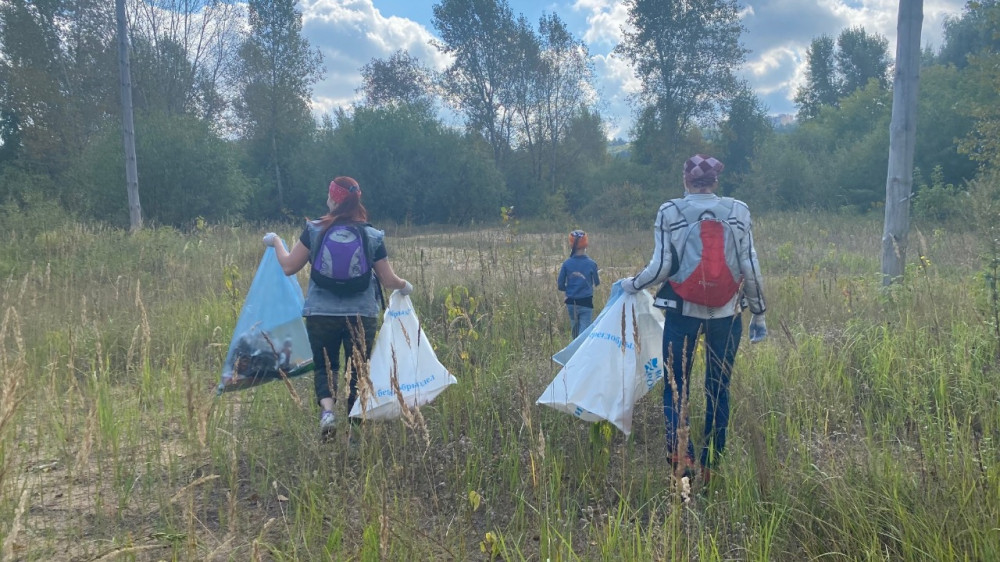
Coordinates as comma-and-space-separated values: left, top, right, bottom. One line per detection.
558, 254, 600, 304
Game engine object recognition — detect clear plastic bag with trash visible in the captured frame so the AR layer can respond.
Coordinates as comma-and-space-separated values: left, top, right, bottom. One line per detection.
218, 246, 313, 393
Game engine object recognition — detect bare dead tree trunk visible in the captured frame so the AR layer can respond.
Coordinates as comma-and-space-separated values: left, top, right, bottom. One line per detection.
881, 0, 922, 285
116, 0, 142, 231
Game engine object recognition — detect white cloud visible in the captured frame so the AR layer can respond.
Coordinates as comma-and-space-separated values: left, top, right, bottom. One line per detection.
738, 0, 967, 114
301, 0, 449, 115
298, 0, 972, 133
576, 0, 627, 48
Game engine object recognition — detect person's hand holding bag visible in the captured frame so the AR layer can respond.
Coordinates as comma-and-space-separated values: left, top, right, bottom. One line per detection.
399, 280, 414, 296
620, 277, 640, 295
749, 314, 767, 343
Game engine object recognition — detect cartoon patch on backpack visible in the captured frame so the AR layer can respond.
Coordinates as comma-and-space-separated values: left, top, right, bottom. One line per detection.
310, 224, 373, 295
666, 198, 742, 307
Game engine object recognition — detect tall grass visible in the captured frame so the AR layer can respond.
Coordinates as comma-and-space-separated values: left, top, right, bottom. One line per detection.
0, 212, 997, 560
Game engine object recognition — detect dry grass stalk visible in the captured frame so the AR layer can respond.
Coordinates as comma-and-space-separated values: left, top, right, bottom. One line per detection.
348, 319, 371, 420
0, 306, 26, 368
0, 488, 28, 560
537, 428, 546, 462
0, 359, 25, 440
631, 304, 641, 356
0, 307, 27, 486
251, 517, 277, 562
74, 407, 96, 471
92, 544, 168, 561
228, 444, 239, 536
197, 397, 211, 448
134, 279, 152, 367
126, 324, 140, 375
379, 512, 390, 559
676, 339, 692, 478
665, 336, 693, 484
619, 300, 627, 353
389, 346, 430, 448
169, 474, 221, 504
260, 331, 301, 406
515, 374, 533, 434
17, 268, 30, 304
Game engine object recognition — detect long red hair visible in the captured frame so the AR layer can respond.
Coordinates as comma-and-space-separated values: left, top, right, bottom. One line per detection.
316, 194, 368, 228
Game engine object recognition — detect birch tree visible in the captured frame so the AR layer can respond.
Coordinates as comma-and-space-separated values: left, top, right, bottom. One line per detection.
882, 0, 923, 284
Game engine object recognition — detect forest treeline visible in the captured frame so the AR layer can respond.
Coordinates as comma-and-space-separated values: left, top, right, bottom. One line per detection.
1, 0, 999, 229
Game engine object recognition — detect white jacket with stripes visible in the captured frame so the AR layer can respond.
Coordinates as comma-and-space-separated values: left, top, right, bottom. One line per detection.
627, 193, 766, 319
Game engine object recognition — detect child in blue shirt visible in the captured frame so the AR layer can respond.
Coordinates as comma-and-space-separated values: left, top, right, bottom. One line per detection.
558, 230, 601, 338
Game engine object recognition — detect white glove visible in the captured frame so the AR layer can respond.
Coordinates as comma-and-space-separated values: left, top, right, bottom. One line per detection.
262, 232, 279, 247
399, 280, 413, 296
749, 314, 767, 343
620, 277, 640, 295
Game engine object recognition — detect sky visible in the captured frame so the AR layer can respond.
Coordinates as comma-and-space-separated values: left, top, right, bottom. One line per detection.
299, 0, 968, 140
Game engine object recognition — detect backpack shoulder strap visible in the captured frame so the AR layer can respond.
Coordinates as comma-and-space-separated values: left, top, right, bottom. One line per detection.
308, 223, 329, 265
357, 222, 386, 310
717, 197, 737, 217
354, 223, 376, 267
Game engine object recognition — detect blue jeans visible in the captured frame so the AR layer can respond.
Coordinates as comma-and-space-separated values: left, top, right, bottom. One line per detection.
566, 304, 594, 338
662, 314, 742, 468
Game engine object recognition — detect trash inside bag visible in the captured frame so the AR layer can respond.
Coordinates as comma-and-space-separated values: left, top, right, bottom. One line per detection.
350, 291, 456, 420
538, 282, 664, 435
218, 246, 313, 393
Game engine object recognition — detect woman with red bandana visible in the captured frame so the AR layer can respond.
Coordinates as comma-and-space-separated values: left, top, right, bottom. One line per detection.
263, 176, 412, 440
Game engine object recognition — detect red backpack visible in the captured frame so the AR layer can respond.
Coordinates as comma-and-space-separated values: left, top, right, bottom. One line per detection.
665, 198, 742, 307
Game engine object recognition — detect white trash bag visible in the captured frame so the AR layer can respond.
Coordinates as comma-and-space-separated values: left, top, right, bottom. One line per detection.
350, 291, 457, 420
552, 282, 625, 366
538, 282, 665, 435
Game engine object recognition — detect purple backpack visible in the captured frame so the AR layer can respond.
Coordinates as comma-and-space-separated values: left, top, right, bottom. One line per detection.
310, 224, 373, 295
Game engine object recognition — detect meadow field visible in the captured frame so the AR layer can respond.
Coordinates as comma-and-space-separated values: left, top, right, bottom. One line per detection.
0, 210, 998, 561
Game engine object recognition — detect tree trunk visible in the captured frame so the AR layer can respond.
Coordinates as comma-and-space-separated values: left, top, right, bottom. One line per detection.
116, 0, 142, 231
881, 0, 922, 285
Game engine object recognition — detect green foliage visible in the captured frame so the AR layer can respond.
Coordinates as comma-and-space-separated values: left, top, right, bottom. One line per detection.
234, 0, 323, 217
579, 181, 654, 228
835, 26, 890, 95
0, 165, 60, 214
915, 65, 979, 185
742, 135, 832, 210
794, 27, 890, 121
432, 0, 529, 164
939, 0, 1000, 68
333, 104, 505, 225
958, 48, 1000, 170
359, 49, 434, 109
73, 113, 250, 227
716, 82, 773, 192
912, 166, 968, 222
794, 35, 839, 120
615, 0, 747, 146
747, 83, 890, 211
0, 0, 117, 176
